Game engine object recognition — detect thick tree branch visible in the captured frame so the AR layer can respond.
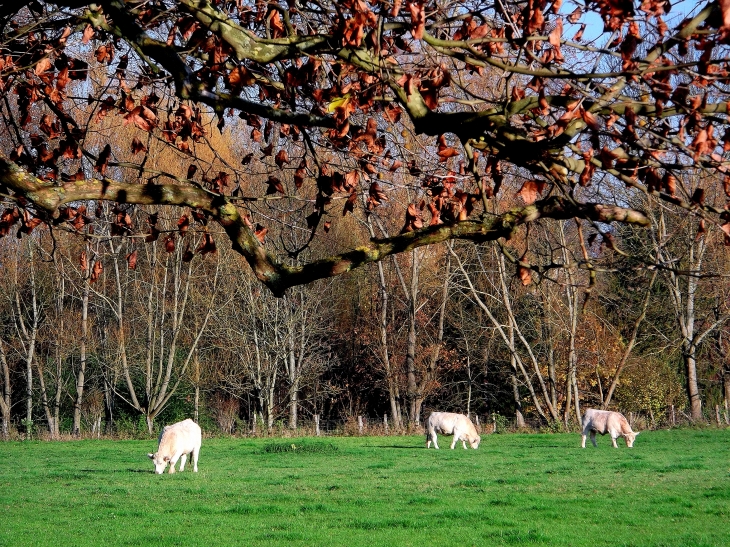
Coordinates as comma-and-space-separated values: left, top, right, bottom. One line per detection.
1, 155, 649, 296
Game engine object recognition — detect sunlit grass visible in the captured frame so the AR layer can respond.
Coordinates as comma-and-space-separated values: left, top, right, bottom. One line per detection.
1, 429, 728, 546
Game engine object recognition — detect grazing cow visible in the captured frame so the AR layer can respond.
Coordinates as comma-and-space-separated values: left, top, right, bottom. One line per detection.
426, 412, 481, 450
581, 408, 639, 448
147, 418, 202, 474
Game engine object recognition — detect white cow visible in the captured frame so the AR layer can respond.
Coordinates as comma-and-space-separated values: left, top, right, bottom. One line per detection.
581, 408, 639, 448
426, 412, 481, 450
147, 418, 202, 474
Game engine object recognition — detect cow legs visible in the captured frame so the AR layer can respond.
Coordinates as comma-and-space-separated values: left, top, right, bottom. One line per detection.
589, 431, 597, 447
428, 433, 439, 449
462, 440, 468, 449
192, 446, 199, 472
611, 436, 619, 448
179, 453, 187, 472
581, 433, 587, 448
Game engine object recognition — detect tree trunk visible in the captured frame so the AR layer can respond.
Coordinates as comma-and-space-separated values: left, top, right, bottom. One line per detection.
0, 338, 11, 440
684, 349, 702, 420
405, 251, 420, 424
375, 259, 403, 430
36, 358, 55, 438
73, 273, 90, 437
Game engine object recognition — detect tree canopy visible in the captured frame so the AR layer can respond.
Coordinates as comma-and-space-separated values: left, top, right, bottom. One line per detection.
1, 0, 729, 295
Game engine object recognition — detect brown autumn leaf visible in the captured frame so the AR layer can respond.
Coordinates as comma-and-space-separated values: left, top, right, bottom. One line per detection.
567, 7, 582, 23
517, 180, 540, 204
123, 105, 157, 132
663, 173, 677, 196
34, 57, 52, 75
367, 182, 388, 209
196, 232, 217, 255
131, 137, 147, 155
82, 24, 94, 44
178, 214, 190, 235
274, 149, 290, 167
164, 234, 176, 253
182, 243, 194, 262
402, 202, 424, 233
254, 224, 268, 244
343, 191, 358, 216
407, 1, 426, 40
94, 144, 112, 175
90, 260, 103, 283
572, 23, 587, 42
517, 254, 532, 286
95, 43, 114, 64
266, 176, 285, 195
125, 250, 138, 270
21, 210, 44, 234
548, 18, 564, 62
56, 67, 70, 90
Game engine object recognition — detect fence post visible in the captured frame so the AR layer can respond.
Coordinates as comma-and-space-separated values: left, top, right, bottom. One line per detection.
716, 405, 722, 427
384, 413, 389, 434
252, 411, 257, 436
314, 414, 320, 436
725, 399, 729, 425
671, 405, 675, 427
475, 415, 479, 426
358, 415, 363, 435
492, 414, 497, 433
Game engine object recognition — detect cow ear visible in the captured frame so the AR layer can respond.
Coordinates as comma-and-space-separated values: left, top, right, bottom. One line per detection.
635, 431, 640, 436
164, 456, 171, 462
147, 453, 154, 459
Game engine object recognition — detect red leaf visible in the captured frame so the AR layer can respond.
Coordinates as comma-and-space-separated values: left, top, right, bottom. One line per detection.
164, 234, 176, 253
34, 57, 52, 75
90, 260, 103, 283
126, 250, 138, 270
182, 243, 194, 262
178, 215, 190, 235
275, 149, 290, 168
572, 23, 586, 42
196, 233, 217, 255
407, 1, 426, 40
254, 224, 268, 244
548, 18, 564, 62
517, 255, 532, 286
517, 180, 541, 204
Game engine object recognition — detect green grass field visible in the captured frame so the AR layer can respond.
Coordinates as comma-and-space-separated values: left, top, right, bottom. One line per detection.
1, 429, 728, 546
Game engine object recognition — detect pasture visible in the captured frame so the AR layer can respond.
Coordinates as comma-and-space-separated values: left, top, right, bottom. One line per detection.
0, 429, 728, 546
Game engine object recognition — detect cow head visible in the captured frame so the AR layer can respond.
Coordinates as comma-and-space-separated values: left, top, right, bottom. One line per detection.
469, 435, 481, 449
147, 452, 171, 474
625, 431, 640, 448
